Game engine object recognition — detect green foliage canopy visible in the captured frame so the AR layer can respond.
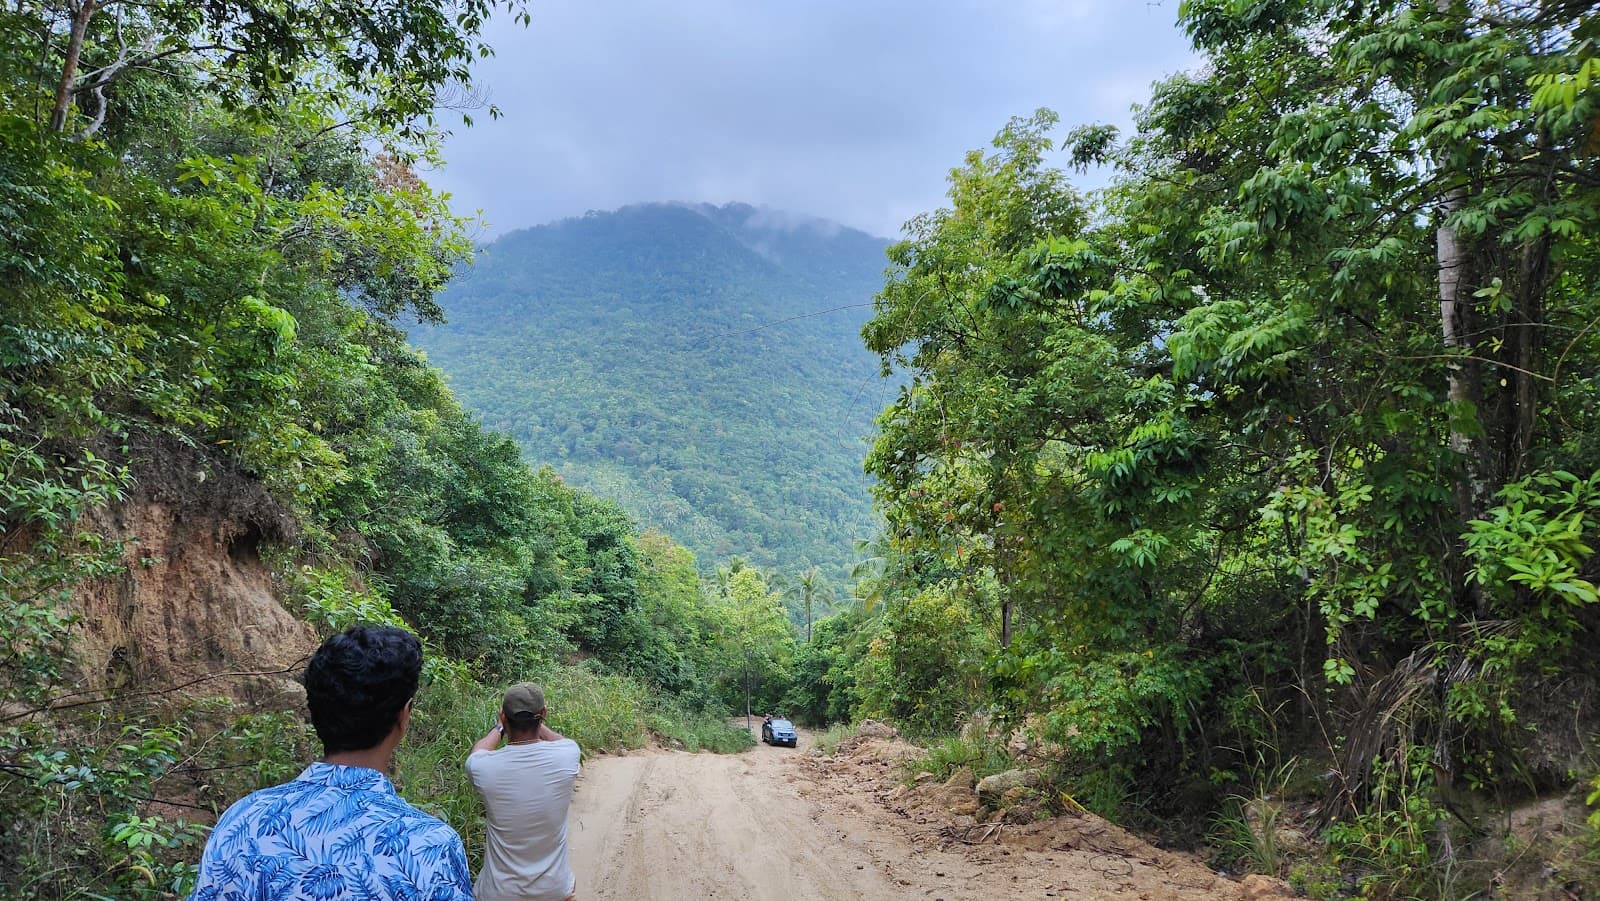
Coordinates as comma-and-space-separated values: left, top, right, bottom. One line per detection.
0, 5, 778, 896
856, 0, 1600, 844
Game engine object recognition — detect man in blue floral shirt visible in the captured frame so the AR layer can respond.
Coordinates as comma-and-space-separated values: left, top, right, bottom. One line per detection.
190, 625, 473, 900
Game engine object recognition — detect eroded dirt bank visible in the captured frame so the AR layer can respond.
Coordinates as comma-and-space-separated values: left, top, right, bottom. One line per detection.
568, 724, 1291, 900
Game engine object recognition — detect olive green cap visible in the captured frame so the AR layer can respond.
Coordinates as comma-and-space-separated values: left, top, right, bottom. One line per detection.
502, 682, 545, 718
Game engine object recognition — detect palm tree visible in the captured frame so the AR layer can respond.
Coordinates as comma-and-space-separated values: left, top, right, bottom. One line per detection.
848, 537, 892, 616
794, 566, 835, 643
708, 555, 749, 599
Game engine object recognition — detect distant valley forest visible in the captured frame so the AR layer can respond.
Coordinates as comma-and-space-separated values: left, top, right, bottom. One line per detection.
410, 202, 892, 582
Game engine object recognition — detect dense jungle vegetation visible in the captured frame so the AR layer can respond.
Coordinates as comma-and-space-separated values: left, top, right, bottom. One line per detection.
0, 2, 792, 896
795, 1, 1600, 896
5, 0, 1600, 899
410, 201, 890, 582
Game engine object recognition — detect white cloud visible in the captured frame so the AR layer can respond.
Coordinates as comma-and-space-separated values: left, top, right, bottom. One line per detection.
427, 0, 1199, 237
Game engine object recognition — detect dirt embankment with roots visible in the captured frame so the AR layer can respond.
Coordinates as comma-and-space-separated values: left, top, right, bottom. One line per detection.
70, 438, 316, 703
568, 720, 1295, 900
1, 435, 316, 724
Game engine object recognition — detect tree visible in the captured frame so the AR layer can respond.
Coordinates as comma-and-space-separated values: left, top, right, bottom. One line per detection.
865, 111, 1133, 653
792, 566, 835, 642
26, 0, 529, 139
845, 536, 894, 616
781, 608, 869, 726
1133, 0, 1600, 801
715, 568, 794, 727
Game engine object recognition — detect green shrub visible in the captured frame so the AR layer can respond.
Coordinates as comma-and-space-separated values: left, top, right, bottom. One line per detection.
1210, 756, 1302, 877
0, 713, 208, 899
854, 584, 989, 737
1325, 748, 1448, 899
105, 815, 208, 899
1589, 774, 1600, 835
1286, 862, 1348, 900
909, 729, 1012, 784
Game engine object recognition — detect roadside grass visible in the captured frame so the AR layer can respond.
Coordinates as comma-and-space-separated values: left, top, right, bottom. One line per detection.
647, 702, 753, 753
396, 671, 495, 866
539, 665, 652, 752
1208, 756, 1302, 878
811, 722, 859, 755
397, 662, 749, 868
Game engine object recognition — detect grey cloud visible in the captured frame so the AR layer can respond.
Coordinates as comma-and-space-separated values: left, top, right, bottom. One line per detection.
427, 0, 1197, 238
742, 207, 842, 239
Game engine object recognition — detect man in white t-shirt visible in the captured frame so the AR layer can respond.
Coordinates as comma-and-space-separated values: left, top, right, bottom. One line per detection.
467, 682, 582, 901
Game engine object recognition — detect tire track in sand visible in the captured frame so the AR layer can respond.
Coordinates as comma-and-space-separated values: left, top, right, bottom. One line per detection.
568, 735, 908, 900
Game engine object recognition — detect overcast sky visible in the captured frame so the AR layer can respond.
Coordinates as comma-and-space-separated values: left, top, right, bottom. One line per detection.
425, 1, 1199, 240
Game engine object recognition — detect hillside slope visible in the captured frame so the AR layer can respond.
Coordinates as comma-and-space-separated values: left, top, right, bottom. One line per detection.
411, 202, 894, 577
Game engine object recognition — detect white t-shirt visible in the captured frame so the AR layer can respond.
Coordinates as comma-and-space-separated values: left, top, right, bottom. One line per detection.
466, 738, 582, 901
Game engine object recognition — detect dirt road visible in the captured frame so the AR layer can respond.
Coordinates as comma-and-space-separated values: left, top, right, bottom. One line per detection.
568, 725, 908, 899
568, 724, 1270, 900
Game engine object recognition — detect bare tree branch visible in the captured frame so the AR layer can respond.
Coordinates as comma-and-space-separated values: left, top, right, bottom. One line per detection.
1, 659, 310, 724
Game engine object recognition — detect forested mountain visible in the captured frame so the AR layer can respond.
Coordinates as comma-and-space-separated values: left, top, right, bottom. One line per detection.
410, 202, 892, 577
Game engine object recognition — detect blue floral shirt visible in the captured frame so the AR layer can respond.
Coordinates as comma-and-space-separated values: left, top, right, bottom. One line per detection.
189, 762, 473, 901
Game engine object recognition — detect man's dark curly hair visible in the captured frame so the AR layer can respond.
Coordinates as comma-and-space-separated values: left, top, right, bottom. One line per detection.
304, 625, 423, 754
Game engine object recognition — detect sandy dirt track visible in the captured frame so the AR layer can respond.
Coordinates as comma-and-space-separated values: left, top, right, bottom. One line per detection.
567, 725, 1275, 901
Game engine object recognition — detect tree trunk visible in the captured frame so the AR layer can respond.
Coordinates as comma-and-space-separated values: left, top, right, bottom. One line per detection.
1437, 184, 1485, 509
1507, 233, 1552, 481
1427, 3, 1478, 877
998, 551, 1014, 648
49, 1, 96, 132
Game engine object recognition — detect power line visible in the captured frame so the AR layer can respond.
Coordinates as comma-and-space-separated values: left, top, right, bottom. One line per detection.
700, 302, 875, 342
